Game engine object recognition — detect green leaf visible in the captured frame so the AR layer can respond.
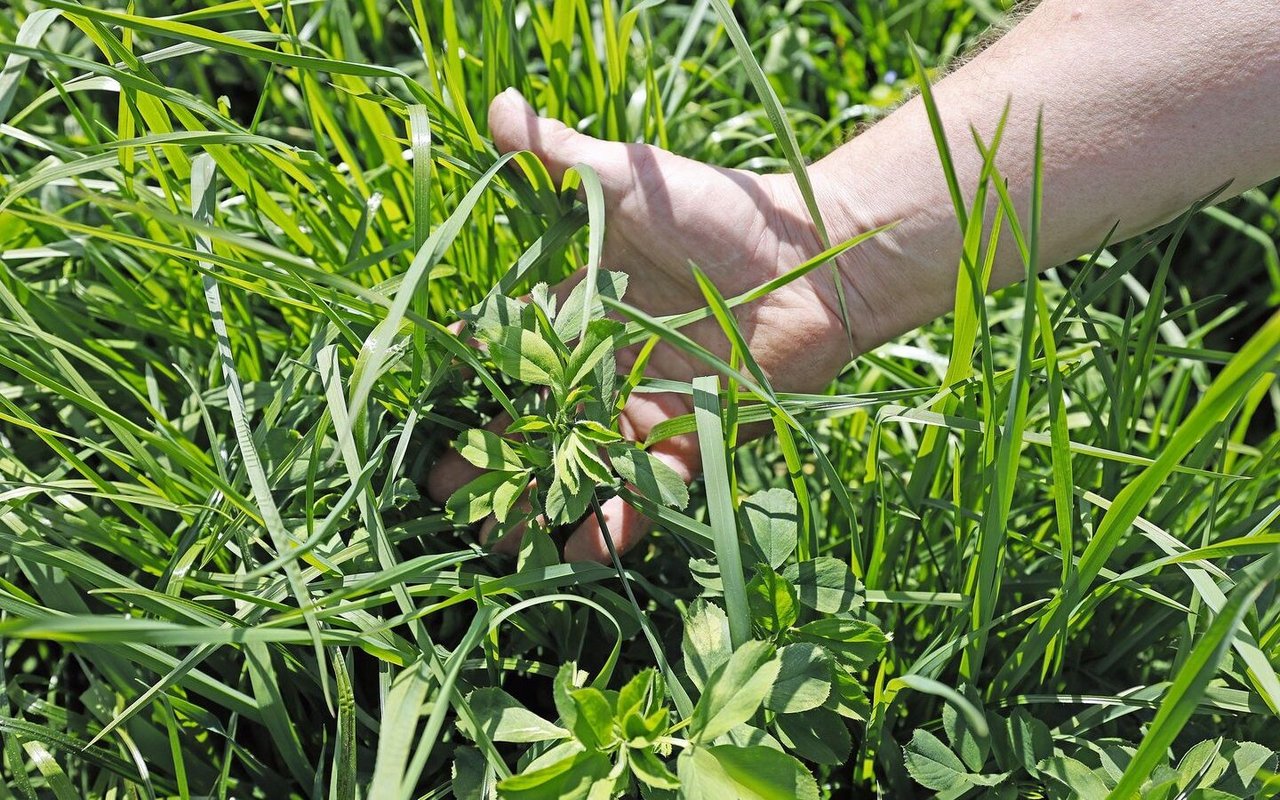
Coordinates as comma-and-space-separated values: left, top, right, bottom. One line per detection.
466, 293, 532, 339
1185, 789, 1241, 800
677, 745, 818, 800
892, 675, 990, 741
765, 643, 832, 714
453, 747, 498, 800
689, 640, 780, 744
682, 600, 733, 693
992, 708, 1053, 777
1175, 740, 1228, 790
1139, 778, 1179, 800
521, 741, 588, 777
741, 489, 798, 569
458, 428, 524, 471
782, 557, 863, 614
497, 749, 612, 800
693, 374, 752, 650
609, 446, 689, 509
367, 658, 432, 799
557, 428, 613, 490
545, 472, 593, 526
943, 688, 990, 772
791, 618, 886, 671
507, 416, 554, 434
517, 525, 560, 571
904, 729, 970, 791
554, 270, 629, 342
629, 749, 679, 791
773, 707, 850, 765
617, 669, 661, 720
565, 318, 623, 388
21, 741, 77, 800
824, 667, 872, 722
1088, 744, 1136, 785
1036, 756, 1110, 799
746, 566, 799, 636
904, 729, 1006, 792
569, 688, 616, 751
576, 420, 622, 445
486, 325, 563, 387
554, 662, 586, 733
466, 688, 568, 743
724, 724, 784, 751
622, 707, 669, 746
448, 470, 526, 524
1217, 740, 1276, 795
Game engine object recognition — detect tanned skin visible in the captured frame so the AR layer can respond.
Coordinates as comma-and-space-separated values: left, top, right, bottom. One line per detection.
428, 1, 1280, 563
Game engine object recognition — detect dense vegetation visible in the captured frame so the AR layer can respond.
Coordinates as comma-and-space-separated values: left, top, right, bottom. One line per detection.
1, 0, 1279, 797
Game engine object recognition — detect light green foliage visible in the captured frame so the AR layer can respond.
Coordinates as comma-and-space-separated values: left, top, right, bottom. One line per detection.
449, 269, 687, 532
0, 0, 1278, 798
742, 488, 799, 569
902, 702, 1278, 799
678, 744, 818, 800
688, 639, 780, 744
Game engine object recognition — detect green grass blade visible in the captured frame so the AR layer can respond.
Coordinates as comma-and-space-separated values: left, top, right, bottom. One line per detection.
1108, 554, 1279, 799
693, 375, 751, 649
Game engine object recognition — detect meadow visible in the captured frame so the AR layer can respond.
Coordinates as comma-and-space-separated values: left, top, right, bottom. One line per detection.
1, 0, 1279, 797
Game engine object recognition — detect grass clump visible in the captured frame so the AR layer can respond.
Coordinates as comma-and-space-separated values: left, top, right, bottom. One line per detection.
1, 1, 1279, 798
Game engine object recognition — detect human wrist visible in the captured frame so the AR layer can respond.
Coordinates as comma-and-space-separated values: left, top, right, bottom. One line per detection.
805, 151, 922, 357
806, 126, 976, 357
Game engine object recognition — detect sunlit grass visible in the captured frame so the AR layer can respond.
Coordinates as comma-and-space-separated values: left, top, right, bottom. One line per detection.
1, 0, 1278, 798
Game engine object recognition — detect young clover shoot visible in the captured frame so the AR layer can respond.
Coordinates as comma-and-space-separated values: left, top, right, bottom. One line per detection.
445, 270, 689, 540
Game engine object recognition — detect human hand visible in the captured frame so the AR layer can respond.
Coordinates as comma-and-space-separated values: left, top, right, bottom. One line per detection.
426, 89, 867, 563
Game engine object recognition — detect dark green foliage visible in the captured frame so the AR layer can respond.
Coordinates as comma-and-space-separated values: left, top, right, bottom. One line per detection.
0, 0, 1277, 798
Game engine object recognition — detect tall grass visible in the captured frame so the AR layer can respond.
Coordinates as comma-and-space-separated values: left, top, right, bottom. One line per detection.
1, 1, 1278, 798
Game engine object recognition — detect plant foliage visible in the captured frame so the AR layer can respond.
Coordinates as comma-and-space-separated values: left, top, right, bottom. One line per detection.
0, 0, 1278, 798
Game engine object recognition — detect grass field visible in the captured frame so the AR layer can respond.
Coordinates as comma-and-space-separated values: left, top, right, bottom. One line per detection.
1, 0, 1280, 797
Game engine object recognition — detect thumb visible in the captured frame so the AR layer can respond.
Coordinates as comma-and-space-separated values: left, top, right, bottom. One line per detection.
488, 88, 626, 186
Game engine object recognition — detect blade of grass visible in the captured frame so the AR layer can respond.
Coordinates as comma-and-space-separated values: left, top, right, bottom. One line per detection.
1108, 553, 1279, 799
706, 0, 860, 355
693, 375, 750, 649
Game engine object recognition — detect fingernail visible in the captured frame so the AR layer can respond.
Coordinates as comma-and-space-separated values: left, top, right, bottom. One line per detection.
502, 87, 534, 112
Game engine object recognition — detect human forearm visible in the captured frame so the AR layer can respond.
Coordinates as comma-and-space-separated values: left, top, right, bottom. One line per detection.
428, 7, 1278, 560
812, 0, 1280, 353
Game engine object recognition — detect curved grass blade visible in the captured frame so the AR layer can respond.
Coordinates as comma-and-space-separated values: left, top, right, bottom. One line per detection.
193, 154, 325, 780
0, 8, 61, 124
1107, 553, 1279, 799
706, 0, 861, 355
693, 375, 750, 649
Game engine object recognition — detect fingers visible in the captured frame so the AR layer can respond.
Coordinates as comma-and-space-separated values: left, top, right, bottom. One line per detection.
563, 445, 697, 564
478, 492, 643, 565
436, 435, 698, 565
480, 493, 537, 555
475, 489, 641, 566
488, 88, 627, 187
563, 494, 652, 564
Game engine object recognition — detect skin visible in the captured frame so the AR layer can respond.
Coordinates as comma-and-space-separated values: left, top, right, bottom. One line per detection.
427, 0, 1280, 563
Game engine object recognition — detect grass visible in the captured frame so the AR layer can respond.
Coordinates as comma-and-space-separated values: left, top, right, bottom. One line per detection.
1, 0, 1280, 798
